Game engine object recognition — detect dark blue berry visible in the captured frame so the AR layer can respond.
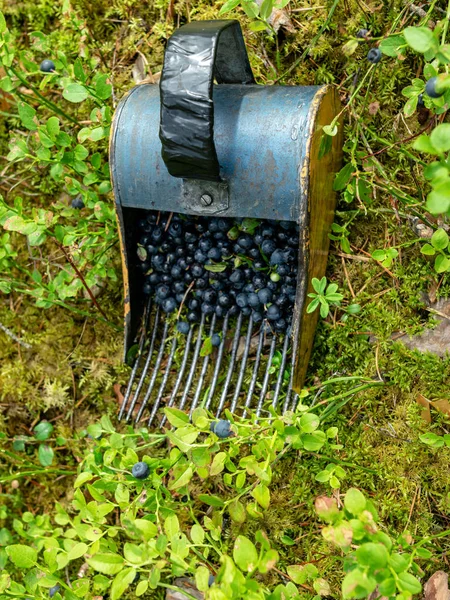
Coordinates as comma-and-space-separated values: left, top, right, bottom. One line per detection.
367, 48, 382, 64
151, 226, 163, 243
230, 270, 243, 284
156, 285, 170, 300
208, 574, 215, 587
425, 77, 444, 98
203, 289, 217, 303
357, 28, 369, 38
211, 333, 221, 347
187, 311, 200, 322
208, 247, 222, 261
252, 310, 263, 322
162, 297, 177, 313
71, 196, 84, 209
201, 302, 214, 315
210, 419, 232, 438
49, 585, 60, 598
236, 293, 248, 308
258, 288, 273, 304
267, 305, 281, 320
191, 264, 204, 278
199, 238, 213, 252
261, 239, 276, 255
237, 234, 253, 250
218, 294, 231, 308
176, 321, 190, 334
40, 59, 56, 73
274, 319, 287, 333
270, 249, 286, 265
248, 293, 260, 308
143, 282, 152, 295
173, 281, 185, 294
132, 461, 150, 479
170, 266, 183, 279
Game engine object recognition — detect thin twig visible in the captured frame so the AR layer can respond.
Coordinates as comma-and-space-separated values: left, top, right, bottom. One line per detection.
55, 242, 109, 322
0, 322, 32, 349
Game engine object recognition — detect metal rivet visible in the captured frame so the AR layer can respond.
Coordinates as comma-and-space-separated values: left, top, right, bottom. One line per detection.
200, 194, 213, 206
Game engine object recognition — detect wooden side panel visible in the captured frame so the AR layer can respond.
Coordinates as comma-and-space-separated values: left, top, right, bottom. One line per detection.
293, 86, 343, 391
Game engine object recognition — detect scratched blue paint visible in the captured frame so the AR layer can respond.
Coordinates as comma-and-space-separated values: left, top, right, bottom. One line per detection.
111, 83, 322, 222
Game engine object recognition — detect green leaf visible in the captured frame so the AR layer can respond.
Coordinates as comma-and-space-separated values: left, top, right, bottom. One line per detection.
136, 580, 148, 596
110, 567, 136, 600
219, 0, 241, 13
333, 163, 354, 191
74, 472, 94, 488
87, 553, 124, 575
421, 243, 436, 256
191, 524, 205, 544
198, 494, 224, 508
397, 572, 422, 595
38, 444, 54, 467
163, 407, 189, 428
315, 470, 331, 483
356, 542, 389, 568
342, 568, 377, 599
344, 488, 366, 515
164, 514, 179, 538
419, 432, 444, 447
287, 563, 319, 584
168, 465, 193, 490
200, 337, 213, 356
18, 102, 37, 131
430, 124, 450, 153
299, 413, 320, 433
0, 12, 7, 34
6, 544, 37, 568
233, 535, 258, 572
63, 83, 89, 103
260, 0, 274, 20
252, 484, 270, 509
323, 123, 338, 136
228, 500, 246, 523
46, 116, 60, 139
67, 542, 88, 561
434, 254, 450, 273
403, 26, 437, 54
431, 228, 449, 250
95, 75, 112, 100
34, 420, 53, 441
380, 34, 406, 57
404, 95, 418, 117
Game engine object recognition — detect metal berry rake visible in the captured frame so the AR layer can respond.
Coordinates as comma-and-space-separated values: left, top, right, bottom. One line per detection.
110, 20, 342, 426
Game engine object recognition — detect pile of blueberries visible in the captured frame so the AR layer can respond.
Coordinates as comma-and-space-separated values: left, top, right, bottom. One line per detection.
136, 212, 299, 334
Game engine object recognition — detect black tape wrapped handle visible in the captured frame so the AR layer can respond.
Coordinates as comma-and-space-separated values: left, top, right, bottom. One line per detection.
159, 20, 255, 182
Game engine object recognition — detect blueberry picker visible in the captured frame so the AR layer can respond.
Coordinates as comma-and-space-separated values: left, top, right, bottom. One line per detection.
110, 20, 343, 425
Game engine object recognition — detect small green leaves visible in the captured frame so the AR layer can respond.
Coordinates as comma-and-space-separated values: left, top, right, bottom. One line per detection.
6, 544, 37, 568
87, 553, 124, 575
403, 26, 438, 54
344, 488, 366, 515
38, 443, 54, 466
371, 247, 398, 267
233, 535, 258, 572
307, 277, 344, 318
334, 163, 354, 191
63, 83, 89, 103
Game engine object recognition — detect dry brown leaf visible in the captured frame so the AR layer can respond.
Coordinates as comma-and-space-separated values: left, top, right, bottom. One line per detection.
416, 394, 450, 423
424, 571, 450, 600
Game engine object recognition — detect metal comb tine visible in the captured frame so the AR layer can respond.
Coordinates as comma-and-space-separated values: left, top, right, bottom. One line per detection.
230, 315, 253, 414
255, 334, 277, 417
134, 320, 170, 423
148, 335, 178, 427
282, 351, 296, 413
272, 333, 290, 411
125, 306, 160, 422
118, 297, 152, 420
216, 312, 243, 417
291, 392, 300, 411
204, 312, 229, 411
178, 313, 205, 411
160, 325, 195, 427
189, 314, 216, 417
242, 324, 265, 418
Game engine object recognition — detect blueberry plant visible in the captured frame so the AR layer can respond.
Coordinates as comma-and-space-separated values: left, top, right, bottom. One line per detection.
0, 9, 117, 318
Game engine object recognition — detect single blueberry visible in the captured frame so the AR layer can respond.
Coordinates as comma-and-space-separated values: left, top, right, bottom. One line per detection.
210, 419, 232, 438
253, 259, 265, 270
142, 282, 152, 295
417, 93, 425, 108
218, 293, 231, 308
151, 226, 163, 243
236, 293, 248, 308
149, 273, 160, 286
176, 321, 190, 335
270, 249, 286, 266
229, 305, 239, 317
187, 310, 200, 322
241, 306, 251, 316
156, 284, 170, 300
175, 293, 185, 303
356, 28, 369, 38
211, 333, 221, 347
132, 461, 150, 480
208, 247, 222, 261
173, 281, 185, 294
191, 264, 204, 278
168, 222, 182, 237
162, 297, 177, 313
249, 247, 260, 259
189, 298, 200, 310
215, 305, 225, 317
201, 302, 214, 315
367, 48, 382, 64
261, 225, 274, 238
203, 288, 217, 303
248, 293, 260, 308
171, 265, 183, 280
49, 585, 60, 598
237, 234, 253, 250
253, 274, 266, 288
261, 239, 277, 255
267, 305, 281, 320
258, 288, 273, 305
71, 196, 84, 209
267, 280, 278, 291
196, 277, 208, 290
146, 243, 158, 256
425, 77, 444, 98
230, 270, 243, 284
199, 238, 213, 252
274, 318, 287, 333
277, 264, 290, 276
208, 574, 215, 587
40, 59, 56, 73
133, 572, 140, 584
252, 310, 263, 322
